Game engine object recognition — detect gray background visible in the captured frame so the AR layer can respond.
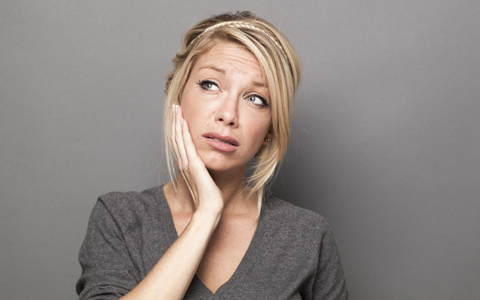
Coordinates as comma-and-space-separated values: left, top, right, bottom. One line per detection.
1, 0, 479, 299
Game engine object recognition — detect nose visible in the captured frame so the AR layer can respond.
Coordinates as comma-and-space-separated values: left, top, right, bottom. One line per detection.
214, 93, 239, 127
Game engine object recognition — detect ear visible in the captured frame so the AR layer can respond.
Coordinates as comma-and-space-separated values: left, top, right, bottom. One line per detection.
262, 132, 273, 146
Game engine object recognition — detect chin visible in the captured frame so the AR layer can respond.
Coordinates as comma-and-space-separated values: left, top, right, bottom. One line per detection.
204, 161, 241, 173
201, 154, 248, 174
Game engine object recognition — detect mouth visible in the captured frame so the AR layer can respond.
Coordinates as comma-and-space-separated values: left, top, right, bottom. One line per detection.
209, 137, 235, 145
202, 132, 239, 146
202, 132, 239, 152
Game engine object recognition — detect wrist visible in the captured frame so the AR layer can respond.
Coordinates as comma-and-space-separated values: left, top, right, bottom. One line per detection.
195, 204, 223, 218
193, 205, 223, 228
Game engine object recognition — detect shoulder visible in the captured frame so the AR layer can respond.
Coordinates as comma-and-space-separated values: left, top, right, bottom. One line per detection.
261, 194, 332, 249
262, 194, 330, 231
91, 186, 165, 233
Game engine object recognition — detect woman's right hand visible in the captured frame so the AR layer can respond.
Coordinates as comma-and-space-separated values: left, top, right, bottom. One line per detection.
171, 104, 225, 215
119, 105, 226, 300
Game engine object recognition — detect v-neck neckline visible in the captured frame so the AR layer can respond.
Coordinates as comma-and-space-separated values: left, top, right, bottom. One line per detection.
157, 185, 268, 296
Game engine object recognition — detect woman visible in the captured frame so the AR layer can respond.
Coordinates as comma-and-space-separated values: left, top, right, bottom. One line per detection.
77, 11, 349, 300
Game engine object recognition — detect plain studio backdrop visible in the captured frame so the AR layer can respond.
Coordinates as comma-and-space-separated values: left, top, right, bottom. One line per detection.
1, 1, 479, 299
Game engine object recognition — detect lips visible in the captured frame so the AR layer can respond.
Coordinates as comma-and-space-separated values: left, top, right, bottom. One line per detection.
203, 132, 239, 152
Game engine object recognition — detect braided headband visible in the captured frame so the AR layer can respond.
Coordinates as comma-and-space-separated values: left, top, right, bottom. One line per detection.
188, 21, 287, 57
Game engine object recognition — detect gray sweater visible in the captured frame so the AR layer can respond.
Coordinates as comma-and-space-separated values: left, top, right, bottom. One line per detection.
76, 186, 349, 299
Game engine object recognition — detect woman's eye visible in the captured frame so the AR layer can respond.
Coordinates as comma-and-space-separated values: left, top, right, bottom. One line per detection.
197, 80, 219, 91
247, 95, 269, 107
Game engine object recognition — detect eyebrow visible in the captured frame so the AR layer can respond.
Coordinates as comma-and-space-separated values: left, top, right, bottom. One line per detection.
199, 65, 225, 74
253, 80, 268, 88
198, 65, 269, 88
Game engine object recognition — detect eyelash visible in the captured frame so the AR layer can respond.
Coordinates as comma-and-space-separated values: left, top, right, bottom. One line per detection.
197, 80, 218, 91
196, 80, 269, 108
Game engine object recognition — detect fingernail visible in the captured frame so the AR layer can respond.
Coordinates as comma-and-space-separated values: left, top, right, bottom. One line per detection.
181, 118, 184, 125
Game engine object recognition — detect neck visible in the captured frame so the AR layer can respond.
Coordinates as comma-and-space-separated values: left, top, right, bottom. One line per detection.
166, 166, 256, 215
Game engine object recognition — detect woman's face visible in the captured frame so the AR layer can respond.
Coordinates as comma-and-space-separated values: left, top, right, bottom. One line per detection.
180, 42, 272, 173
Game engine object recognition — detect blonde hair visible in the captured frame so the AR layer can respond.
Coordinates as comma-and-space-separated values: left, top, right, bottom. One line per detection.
164, 11, 301, 214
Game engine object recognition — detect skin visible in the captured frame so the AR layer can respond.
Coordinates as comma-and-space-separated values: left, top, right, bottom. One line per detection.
181, 42, 272, 176
120, 42, 273, 299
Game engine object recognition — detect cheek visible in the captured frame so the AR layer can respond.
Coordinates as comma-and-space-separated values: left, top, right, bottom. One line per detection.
245, 117, 271, 146
179, 80, 199, 117
180, 84, 212, 123
182, 104, 211, 130
180, 94, 199, 124
181, 101, 213, 147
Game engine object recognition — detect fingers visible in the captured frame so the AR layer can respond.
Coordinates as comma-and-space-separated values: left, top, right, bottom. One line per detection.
171, 105, 194, 196
173, 105, 201, 168
181, 116, 202, 169
170, 105, 225, 211
171, 105, 180, 163
172, 105, 188, 169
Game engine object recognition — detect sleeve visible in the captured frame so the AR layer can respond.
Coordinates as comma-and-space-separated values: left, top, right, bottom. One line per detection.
76, 199, 140, 300
312, 224, 350, 300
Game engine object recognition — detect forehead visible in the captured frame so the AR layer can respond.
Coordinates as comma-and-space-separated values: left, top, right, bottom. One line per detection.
194, 42, 264, 77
